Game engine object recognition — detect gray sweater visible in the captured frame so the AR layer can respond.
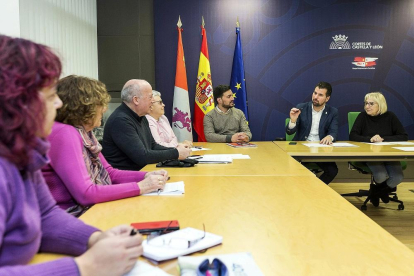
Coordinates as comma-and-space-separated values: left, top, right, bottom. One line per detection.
203, 107, 252, 142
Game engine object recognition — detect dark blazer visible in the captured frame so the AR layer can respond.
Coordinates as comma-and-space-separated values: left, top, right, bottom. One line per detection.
285, 102, 338, 141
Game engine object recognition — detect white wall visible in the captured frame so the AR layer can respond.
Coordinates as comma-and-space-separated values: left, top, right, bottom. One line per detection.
0, 0, 20, 37
19, 0, 98, 79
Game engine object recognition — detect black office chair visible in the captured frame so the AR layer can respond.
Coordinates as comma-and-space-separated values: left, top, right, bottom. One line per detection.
341, 112, 405, 210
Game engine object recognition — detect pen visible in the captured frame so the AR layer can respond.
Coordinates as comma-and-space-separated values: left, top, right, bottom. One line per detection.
194, 146, 202, 149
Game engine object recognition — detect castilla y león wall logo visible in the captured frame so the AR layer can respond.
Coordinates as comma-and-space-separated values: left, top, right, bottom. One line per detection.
329, 35, 351, 49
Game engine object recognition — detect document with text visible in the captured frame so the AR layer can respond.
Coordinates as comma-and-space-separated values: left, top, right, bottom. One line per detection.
143, 181, 184, 196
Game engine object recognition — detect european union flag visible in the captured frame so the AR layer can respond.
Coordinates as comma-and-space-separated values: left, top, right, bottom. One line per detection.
230, 26, 248, 120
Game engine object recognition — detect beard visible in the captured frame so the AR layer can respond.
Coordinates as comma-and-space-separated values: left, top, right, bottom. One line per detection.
222, 101, 235, 109
312, 100, 323, 107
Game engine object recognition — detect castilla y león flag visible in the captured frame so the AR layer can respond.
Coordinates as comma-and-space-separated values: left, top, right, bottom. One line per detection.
194, 17, 214, 142
172, 16, 192, 142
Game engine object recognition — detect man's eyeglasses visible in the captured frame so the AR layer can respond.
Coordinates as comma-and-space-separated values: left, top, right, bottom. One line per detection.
152, 100, 163, 105
147, 223, 205, 250
364, 101, 376, 106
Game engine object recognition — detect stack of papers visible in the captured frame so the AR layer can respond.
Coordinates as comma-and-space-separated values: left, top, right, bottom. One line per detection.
143, 227, 223, 262
178, 252, 264, 276
143, 181, 184, 196
193, 155, 233, 163
189, 154, 250, 163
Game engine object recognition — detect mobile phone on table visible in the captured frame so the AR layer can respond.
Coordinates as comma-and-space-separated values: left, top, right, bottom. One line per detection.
130, 220, 179, 234
289, 142, 297, 145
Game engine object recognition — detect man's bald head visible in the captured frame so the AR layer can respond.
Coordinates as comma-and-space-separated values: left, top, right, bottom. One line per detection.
121, 79, 152, 103
121, 79, 153, 116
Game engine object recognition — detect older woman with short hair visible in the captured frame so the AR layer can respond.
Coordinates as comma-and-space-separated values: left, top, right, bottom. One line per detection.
42, 75, 168, 216
350, 92, 408, 205
146, 90, 192, 147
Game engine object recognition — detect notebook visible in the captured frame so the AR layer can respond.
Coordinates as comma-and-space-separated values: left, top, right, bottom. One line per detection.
142, 227, 223, 262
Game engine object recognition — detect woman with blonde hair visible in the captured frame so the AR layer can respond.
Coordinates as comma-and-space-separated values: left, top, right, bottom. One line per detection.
42, 75, 168, 216
350, 92, 408, 206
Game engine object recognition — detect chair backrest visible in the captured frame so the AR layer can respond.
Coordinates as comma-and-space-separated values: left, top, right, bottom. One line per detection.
348, 112, 361, 134
285, 118, 296, 141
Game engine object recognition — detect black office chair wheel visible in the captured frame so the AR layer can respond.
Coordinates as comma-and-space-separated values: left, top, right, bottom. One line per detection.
398, 204, 404, 210
361, 205, 367, 211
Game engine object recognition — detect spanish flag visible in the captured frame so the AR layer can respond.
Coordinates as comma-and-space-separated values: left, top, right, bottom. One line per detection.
172, 16, 192, 142
194, 17, 214, 142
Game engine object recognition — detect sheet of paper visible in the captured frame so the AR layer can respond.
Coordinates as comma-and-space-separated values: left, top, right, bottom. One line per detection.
392, 147, 414, 152
332, 143, 359, 147
302, 143, 331, 148
204, 154, 250, 160
191, 147, 211, 152
388, 142, 414, 145
197, 155, 233, 163
143, 181, 184, 196
364, 142, 393, 145
124, 260, 171, 276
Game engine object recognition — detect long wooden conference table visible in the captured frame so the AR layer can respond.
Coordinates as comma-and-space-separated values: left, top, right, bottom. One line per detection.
31, 142, 414, 275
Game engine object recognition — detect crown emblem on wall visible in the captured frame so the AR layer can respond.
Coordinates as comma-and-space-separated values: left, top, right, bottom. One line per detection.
332, 35, 348, 42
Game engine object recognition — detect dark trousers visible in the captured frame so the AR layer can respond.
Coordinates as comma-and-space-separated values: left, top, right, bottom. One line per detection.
304, 162, 338, 184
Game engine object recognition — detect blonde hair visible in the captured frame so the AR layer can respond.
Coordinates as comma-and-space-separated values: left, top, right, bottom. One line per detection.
364, 92, 387, 115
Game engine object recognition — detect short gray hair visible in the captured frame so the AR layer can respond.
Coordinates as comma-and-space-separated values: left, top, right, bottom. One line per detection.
152, 90, 161, 97
121, 83, 141, 103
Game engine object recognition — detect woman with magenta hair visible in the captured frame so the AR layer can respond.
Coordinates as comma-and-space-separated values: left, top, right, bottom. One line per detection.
42, 75, 168, 216
0, 35, 142, 275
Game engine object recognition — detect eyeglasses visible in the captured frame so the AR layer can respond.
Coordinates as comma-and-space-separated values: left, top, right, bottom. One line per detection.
147, 224, 205, 250
152, 100, 164, 105
364, 101, 376, 106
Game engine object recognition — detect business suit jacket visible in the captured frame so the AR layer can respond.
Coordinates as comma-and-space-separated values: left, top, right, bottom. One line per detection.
285, 102, 338, 141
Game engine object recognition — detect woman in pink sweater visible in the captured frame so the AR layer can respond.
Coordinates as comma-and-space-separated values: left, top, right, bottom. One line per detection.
42, 75, 168, 216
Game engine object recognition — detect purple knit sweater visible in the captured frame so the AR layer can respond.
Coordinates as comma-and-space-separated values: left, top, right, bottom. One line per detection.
42, 122, 146, 210
0, 138, 98, 275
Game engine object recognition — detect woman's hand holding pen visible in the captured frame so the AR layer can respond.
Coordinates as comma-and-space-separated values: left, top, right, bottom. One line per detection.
138, 174, 166, 195
289, 108, 302, 123
77, 225, 143, 276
